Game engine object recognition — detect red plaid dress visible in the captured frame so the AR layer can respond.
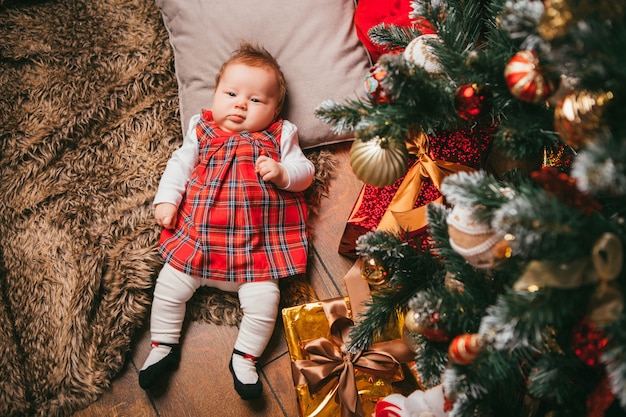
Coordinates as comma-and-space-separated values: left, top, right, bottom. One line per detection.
159, 111, 309, 282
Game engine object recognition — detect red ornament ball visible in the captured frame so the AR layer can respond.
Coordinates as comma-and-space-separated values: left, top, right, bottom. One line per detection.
504, 50, 553, 103
405, 309, 450, 342
422, 326, 450, 342
455, 83, 489, 120
448, 333, 483, 365
572, 319, 608, 367
422, 311, 450, 342
364, 65, 392, 104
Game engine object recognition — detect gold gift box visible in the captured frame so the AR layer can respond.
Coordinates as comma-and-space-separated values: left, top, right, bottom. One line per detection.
282, 297, 414, 417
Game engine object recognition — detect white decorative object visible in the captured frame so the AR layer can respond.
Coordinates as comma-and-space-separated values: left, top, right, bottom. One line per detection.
403, 34, 444, 74
374, 385, 450, 417
447, 205, 504, 269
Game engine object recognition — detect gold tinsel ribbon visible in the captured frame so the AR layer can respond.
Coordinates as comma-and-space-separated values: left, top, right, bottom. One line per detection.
377, 133, 476, 233
514, 232, 623, 291
292, 298, 414, 417
514, 232, 624, 326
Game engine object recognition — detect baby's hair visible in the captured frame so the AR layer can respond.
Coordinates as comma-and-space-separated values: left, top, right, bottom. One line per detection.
215, 42, 287, 113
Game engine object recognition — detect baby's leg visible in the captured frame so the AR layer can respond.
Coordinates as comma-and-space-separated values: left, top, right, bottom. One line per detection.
230, 280, 280, 399
139, 263, 200, 389
149, 263, 200, 343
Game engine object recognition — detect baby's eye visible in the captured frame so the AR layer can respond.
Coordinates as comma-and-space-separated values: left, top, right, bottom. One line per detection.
250, 98, 261, 103
227, 92, 236, 97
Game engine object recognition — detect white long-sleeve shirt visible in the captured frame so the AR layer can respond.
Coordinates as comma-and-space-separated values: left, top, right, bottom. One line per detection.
154, 114, 315, 207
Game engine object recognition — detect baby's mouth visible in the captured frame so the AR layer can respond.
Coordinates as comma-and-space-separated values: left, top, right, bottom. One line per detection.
228, 114, 245, 122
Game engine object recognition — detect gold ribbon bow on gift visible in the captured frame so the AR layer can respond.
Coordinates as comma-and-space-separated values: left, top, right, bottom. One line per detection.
292, 298, 414, 417
378, 132, 476, 233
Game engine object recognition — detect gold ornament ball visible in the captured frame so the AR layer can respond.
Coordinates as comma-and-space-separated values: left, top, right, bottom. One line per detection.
404, 309, 427, 334
539, 0, 574, 40
402, 324, 420, 353
540, 0, 625, 41
350, 136, 409, 187
554, 89, 613, 149
360, 256, 391, 286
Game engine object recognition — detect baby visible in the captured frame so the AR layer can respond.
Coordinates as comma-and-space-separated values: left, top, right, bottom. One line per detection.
139, 42, 315, 400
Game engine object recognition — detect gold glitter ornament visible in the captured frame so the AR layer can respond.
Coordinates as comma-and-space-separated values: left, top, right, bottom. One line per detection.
402, 324, 420, 353
350, 136, 409, 187
540, 0, 626, 41
360, 256, 392, 286
404, 309, 427, 334
553, 90, 613, 149
539, 0, 574, 40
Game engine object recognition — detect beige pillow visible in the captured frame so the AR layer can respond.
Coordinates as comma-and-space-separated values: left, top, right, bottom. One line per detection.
156, 0, 371, 149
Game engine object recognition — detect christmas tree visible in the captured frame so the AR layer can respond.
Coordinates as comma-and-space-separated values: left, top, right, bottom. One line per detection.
316, 0, 626, 416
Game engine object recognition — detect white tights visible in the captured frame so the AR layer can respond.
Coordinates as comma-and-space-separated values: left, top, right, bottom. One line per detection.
142, 263, 280, 384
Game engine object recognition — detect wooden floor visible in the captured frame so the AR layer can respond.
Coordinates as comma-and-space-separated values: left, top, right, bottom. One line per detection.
72, 142, 364, 417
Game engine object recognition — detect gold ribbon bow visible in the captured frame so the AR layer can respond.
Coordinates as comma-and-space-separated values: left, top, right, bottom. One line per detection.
292, 298, 413, 417
378, 132, 476, 233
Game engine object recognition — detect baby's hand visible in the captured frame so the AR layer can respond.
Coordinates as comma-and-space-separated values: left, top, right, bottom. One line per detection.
255, 155, 288, 188
155, 203, 178, 229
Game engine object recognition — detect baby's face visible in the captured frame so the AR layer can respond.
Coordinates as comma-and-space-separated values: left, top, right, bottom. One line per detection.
212, 63, 281, 133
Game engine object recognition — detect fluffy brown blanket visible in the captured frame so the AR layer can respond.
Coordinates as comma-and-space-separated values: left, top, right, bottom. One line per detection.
0, 1, 329, 415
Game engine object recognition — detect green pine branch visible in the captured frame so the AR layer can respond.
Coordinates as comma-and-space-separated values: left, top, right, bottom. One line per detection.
346, 230, 444, 352
368, 23, 422, 51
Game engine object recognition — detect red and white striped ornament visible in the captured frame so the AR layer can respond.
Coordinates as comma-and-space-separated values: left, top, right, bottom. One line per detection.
374, 395, 405, 417
504, 50, 553, 103
448, 333, 483, 365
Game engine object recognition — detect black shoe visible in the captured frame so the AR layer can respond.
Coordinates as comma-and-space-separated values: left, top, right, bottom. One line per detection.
138, 343, 181, 390
229, 349, 262, 400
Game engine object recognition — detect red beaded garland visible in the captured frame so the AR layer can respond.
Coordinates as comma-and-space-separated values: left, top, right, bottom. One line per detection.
421, 311, 450, 342
531, 167, 602, 215
572, 319, 608, 367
